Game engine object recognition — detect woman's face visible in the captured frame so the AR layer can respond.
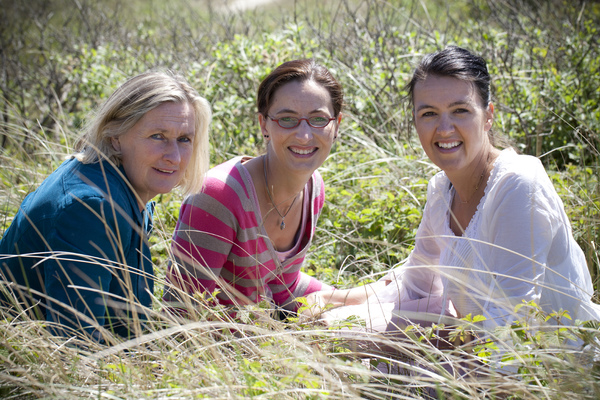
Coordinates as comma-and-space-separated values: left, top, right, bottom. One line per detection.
413, 75, 493, 175
259, 79, 340, 176
112, 101, 196, 207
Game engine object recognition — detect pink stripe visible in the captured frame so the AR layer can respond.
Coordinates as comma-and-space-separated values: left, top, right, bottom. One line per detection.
166, 270, 217, 293
174, 235, 226, 268
302, 278, 324, 295
179, 205, 236, 241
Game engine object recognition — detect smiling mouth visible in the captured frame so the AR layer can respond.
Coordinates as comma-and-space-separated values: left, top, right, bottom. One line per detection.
436, 141, 462, 149
155, 168, 175, 174
290, 147, 317, 155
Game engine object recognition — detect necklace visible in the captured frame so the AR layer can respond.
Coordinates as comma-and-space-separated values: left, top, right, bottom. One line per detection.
457, 157, 490, 204
262, 155, 299, 230
457, 171, 485, 204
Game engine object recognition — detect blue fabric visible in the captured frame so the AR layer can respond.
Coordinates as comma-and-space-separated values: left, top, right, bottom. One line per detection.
0, 157, 154, 340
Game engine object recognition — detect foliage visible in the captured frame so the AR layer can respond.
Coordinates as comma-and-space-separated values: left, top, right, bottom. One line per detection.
0, 0, 599, 398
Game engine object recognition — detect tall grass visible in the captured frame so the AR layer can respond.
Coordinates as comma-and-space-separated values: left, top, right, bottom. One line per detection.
1, 0, 599, 398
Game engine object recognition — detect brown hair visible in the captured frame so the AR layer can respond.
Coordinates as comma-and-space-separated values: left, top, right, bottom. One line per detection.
257, 59, 343, 117
406, 46, 512, 149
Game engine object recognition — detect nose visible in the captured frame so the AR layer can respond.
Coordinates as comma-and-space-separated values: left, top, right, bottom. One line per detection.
437, 113, 454, 135
164, 140, 182, 164
294, 119, 314, 142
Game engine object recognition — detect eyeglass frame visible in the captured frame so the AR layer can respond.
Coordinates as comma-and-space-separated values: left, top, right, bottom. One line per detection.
266, 115, 337, 129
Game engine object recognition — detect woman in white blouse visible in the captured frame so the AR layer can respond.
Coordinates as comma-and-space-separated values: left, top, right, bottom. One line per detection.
306, 46, 599, 333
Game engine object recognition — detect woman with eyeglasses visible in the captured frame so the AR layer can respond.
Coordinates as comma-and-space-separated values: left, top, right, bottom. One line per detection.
164, 59, 342, 318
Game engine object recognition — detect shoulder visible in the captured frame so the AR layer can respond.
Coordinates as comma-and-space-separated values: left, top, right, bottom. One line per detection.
4, 159, 144, 251
311, 169, 326, 206
312, 169, 325, 193
184, 157, 249, 210
19, 159, 123, 215
491, 149, 550, 191
55, 160, 143, 232
427, 169, 450, 197
496, 148, 544, 178
202, 157, 247, 191
68, 159, 141, 214
486, 149, 564, 218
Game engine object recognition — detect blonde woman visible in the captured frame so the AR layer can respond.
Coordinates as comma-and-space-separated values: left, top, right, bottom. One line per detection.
0, 71, 211, 340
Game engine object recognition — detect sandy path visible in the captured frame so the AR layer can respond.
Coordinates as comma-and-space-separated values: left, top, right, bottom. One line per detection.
218, 0, 282, 13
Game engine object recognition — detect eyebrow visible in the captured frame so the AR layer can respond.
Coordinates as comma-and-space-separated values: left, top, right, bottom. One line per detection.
416, 100, 470, 112
152, 128, 195, 136
272, 108, 329, 115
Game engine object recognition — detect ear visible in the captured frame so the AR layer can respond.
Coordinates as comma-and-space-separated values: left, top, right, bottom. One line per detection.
111, 137, 121, 152
484, 102, 494, 131
332, 113, 342, 140
258, 114, 269, 139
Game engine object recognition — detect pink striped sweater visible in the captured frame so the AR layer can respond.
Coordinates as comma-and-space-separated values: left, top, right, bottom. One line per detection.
165, 156, 331, 313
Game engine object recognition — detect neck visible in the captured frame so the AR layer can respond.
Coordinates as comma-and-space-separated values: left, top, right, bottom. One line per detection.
263, 154, 311, 201
449, 148, 498, 204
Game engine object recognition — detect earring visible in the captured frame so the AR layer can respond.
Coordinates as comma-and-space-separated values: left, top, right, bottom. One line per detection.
263, 135, 269, 139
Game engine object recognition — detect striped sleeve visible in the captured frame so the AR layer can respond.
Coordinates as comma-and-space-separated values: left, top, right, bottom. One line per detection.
167, 162, 245, 296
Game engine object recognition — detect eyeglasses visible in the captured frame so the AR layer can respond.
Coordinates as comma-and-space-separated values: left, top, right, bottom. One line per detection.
267, 115, 336, 129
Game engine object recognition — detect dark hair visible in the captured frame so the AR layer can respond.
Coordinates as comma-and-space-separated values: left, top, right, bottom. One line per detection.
257, 59, 343, 117
406, 46, 512, 149
406, 46, 491, 109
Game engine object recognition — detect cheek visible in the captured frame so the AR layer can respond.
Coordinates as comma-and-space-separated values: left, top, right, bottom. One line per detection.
414, 119, 428, 133
180, 145, 194, 165
415, 125, 430, 142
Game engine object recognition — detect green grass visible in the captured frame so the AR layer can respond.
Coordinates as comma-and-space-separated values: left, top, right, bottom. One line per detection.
1, 0, 600, 398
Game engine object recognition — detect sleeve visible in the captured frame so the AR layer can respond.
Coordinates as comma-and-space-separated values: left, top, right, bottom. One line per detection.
477, 164, 560, 329
168, 186, 236, 297
283, 272, 334, 312
43, 196, 133, 339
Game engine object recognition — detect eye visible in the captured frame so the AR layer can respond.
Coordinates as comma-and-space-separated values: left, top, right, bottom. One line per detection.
279, 117, 296, 123
178, 135, 192, 143
454, 108, 469, 114
420, 111, 436, 117
150, 133, 164, 140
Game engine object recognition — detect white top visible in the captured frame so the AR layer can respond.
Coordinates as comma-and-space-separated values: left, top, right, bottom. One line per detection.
373, 148, 600, 330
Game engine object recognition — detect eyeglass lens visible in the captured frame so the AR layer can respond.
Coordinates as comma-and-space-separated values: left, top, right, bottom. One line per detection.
276, 116, 332, 128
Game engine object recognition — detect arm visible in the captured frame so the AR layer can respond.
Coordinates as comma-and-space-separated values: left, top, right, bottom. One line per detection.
477, 165, 561, 328
303, 177, 446, 318
43, 196, 134, 339
304, 280, 391, 311
167, 188, 235, 302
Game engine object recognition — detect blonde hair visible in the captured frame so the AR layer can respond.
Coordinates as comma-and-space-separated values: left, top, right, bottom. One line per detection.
74, 70, 211, 195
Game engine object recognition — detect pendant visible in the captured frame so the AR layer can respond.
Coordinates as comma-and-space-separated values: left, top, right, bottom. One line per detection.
280, 220, 285, 230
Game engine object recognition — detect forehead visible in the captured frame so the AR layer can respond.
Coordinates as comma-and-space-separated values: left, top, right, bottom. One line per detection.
413, 75, 479, 106
269, 80, 333, 112
139, 102, 195, 126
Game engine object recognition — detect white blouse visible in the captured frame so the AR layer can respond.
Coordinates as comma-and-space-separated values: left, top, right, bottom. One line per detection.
369, 148, 600, 330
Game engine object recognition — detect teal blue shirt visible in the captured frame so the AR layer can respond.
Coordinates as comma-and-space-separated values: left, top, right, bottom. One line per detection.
0, 157, 154, 340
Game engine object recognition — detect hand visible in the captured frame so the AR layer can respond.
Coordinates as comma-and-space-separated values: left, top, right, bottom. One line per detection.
299, 291, 338, 321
